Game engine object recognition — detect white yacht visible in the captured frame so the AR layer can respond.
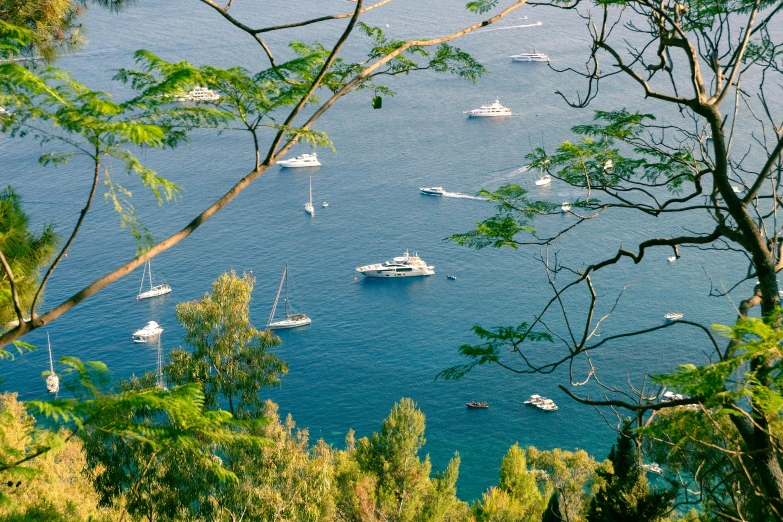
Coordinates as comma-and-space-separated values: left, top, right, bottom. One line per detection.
356, 250, 435, 278
137, 259, 171, 300
305, 177, 315, 216
420, 187, 446, 196
535, 175, 552, 186
510, 50, 550, 62
276, 152, 321, 168
132, 321, 163, 343
664, 312, 683, 321
464, 98, 512, 117
524, 394, 543, 405
174, 86, 220, 102
267, 265, 311, 330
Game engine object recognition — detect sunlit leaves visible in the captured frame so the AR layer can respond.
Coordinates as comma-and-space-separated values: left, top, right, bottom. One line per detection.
466, 0, 500, 14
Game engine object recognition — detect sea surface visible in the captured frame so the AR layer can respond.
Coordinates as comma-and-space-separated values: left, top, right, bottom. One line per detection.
1, 0, 751, 501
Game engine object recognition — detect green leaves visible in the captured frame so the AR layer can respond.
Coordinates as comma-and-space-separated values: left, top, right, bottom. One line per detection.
438, 323, 553, 380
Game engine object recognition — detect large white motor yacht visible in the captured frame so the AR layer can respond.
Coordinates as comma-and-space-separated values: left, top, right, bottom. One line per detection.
510, 50, 550, 62
420, 187, 446, 196
276, 152, 321, 168
463, 98, 512, 117
132, 321, 163, 343
356, 250, 435, 278
174, 86, 220, 102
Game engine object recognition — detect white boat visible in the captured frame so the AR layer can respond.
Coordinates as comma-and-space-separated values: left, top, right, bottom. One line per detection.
267, 265, 311, 330
132, 321, 163, 343
535, 175, 552, 186
732, 185, 742, 193
356, 250, 435, 278
322, 202, 328, 207
642, 463, 664, 475
305, 177, 315, 216
510, 50, 550, 62
561, 201, 571, 212
174, 86, 220, 102
668, 255, 677, 263
664, 312, 684, 321
45, 332, 59, 394
137, 259, 171, 300
420, 186, 446, 196
276, 152, 321, 168
524, 394, 542, 405
463, 98, 512, 117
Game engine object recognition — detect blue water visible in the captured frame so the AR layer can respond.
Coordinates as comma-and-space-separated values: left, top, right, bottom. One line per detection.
1, 0, 748, 501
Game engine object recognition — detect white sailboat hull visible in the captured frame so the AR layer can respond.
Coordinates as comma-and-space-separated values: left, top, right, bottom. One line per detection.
268, 316, 312, 330
137, 284, 172, 300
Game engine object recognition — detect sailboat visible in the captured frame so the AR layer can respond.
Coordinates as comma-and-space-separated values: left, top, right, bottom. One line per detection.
305, 177, 315, 216
136, 259, 172, 300
45, 332, 59, 394
267, 265, 311, 330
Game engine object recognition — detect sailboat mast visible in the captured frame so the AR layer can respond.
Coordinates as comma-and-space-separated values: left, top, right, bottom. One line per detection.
138, 261, 147, 296
148, 260, 154, 291
309, 177, 313, 206
267, 266, 286, 326
47, 332, 54, 373
284, 265, 291, 318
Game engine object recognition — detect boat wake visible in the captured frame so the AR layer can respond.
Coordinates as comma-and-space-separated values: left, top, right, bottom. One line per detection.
477, 21, 543, 33
442, 192, 488, 201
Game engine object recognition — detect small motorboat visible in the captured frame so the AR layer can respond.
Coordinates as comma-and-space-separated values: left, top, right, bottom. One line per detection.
535, 175, 552, 186
466, 401, 489, 409
561, 201, 571, 212
447, 275, 457, 280
664, 312, 684, 321
524, 394, 542, 405
322, 202, 328, 207
420, 187, 446, 196
642, 463, 664, 476
667, 255, 677, 263
133, 321, 163, 343
732, 185, 742, 193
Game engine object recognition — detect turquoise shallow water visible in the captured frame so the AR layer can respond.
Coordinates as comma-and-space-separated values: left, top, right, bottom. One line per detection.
1, 0, 749, 500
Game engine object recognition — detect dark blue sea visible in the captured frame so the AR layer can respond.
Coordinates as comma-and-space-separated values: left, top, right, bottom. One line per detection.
1, 0, 749, 501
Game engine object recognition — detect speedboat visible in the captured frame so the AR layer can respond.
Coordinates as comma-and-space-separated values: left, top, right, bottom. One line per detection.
322, 202, 329, 207
132, 321, 163, 343
420, 187, 446, 196
464, 98, 512, 117
510, 50, 550, 62
173, 86, 220, 102
276, 152, 321, 168
668, 255, 677, 263
356, 250, 435, 278
466, 401, 489, 408
535, 175, 552, 186
447, 275, 457, 280
642, 463, 664, 475
664, 312, 684, 321
732, 185, 742, 193
561, 201, 571, 212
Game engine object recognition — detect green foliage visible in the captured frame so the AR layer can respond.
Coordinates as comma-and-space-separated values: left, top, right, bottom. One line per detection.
465, 0, 500, 14
472, 444, 548, 521
353, 398, 468, 521
438, 323, 553, 380
0, 187, 58, 328
165, 270, 287, 419
586, 419, 675, 522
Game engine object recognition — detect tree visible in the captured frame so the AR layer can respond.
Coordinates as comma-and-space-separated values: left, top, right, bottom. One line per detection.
541, 491, 563, 522
472, 444, 548, 521
353, 398, 468, 521
0, 0, 529, 348
587, 419, 675, 522
439, 0, 783, 515
0, 187, 57, 330
165, 270, 286, 419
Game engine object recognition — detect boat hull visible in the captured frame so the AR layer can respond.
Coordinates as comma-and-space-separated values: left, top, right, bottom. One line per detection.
268, 317, 312, 330
357, 268, 435, 278
420, 188, 445, 196
137, 285, 171, 300
465, 112, 511, 118
277, 161, 321, 168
